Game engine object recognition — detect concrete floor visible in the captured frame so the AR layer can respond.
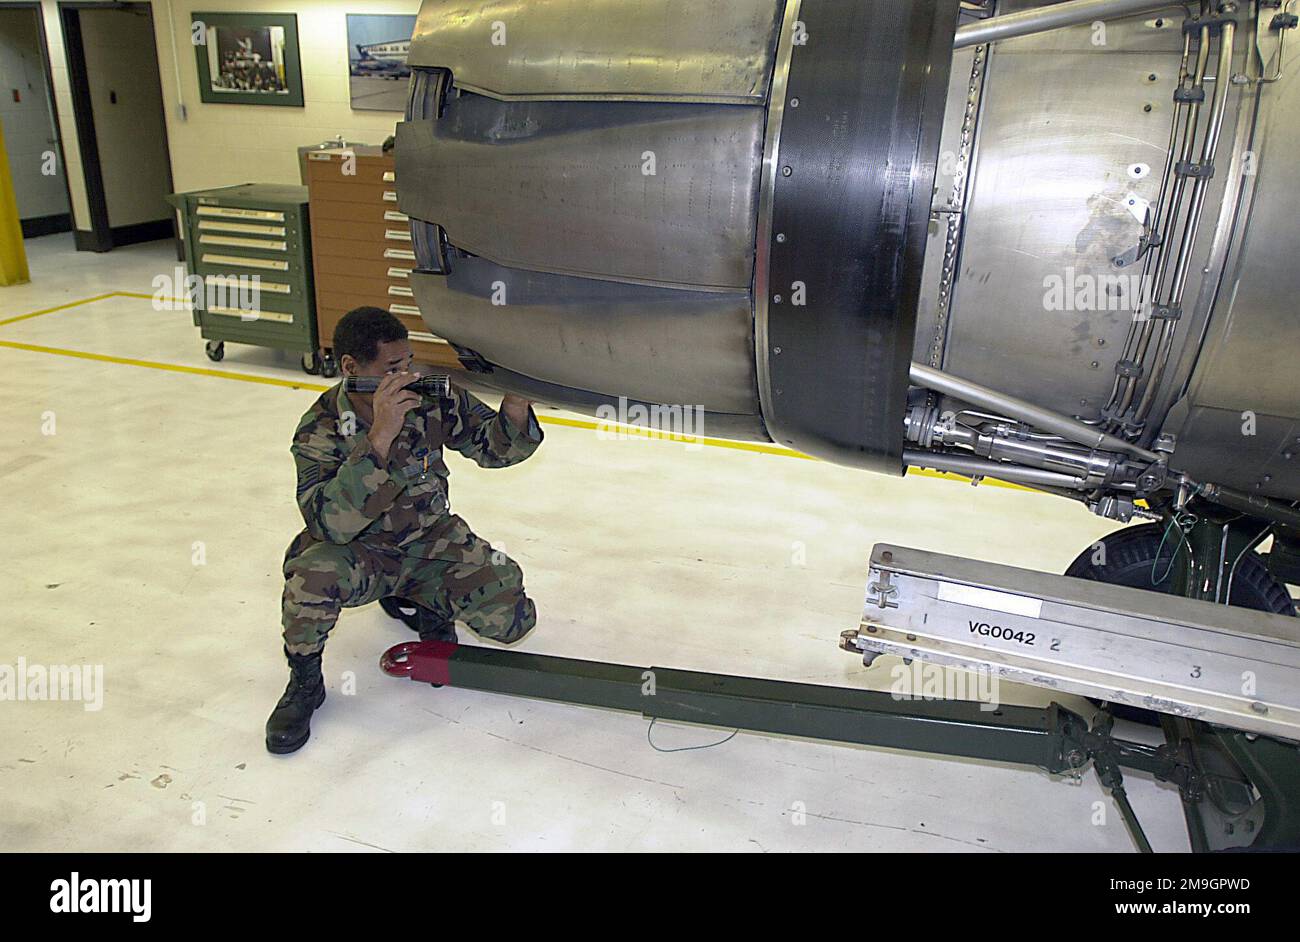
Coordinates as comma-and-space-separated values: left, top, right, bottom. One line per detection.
1, 233, 1198, 852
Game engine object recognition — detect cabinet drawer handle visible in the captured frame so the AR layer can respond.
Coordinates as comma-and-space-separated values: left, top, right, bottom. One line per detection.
389, 303, 421, 316
201, 253, 289, 271
208, 306, 293, 324
196, 206, 285, 222
382, 190, 397, 202
383, 210, 408, 222
388, 285, 414, 298
205, 274, 291, 294
200, 234, 286, 251
387, 267, 411, 279
383, 248, 416, 260
384, 229, 412, 242
382, 171, 395, 182
199, 220, 285, 236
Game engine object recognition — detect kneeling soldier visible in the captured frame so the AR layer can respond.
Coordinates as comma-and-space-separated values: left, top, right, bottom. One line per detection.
267, 306, 543, 754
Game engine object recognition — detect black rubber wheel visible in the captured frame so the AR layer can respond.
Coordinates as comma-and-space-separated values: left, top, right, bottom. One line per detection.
320, 354, 339, 379
1067, 523, 1296, 725
1065, 523, 1296, 615
205, 341, 224, 362
379, 596, 421, 632
302, 351, 322, 375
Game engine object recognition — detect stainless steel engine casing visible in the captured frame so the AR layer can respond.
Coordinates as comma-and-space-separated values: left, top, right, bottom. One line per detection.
922, 1, 1300, 501
397, 0, 788, 442
398, 0, 958, 466
397, 0, 1300, 503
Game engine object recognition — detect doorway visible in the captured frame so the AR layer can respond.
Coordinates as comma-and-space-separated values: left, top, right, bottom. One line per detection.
0, 2, 71, 238
61, 1, 173, 252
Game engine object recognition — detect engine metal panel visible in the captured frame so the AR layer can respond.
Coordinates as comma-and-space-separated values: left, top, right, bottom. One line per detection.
396, 94, 764, 290
398, 0, 786, 432
938, 9, 1194, 418
406, 0, 785, 102
913, 34, 988, 370
1161, 32, 1300, 501
408, 258, 758, 413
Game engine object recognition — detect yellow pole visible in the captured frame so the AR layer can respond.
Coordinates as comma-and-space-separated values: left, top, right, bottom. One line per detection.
0, 116, 31, 286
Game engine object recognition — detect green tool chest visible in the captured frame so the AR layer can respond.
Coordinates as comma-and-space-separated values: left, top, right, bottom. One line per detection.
167, 184, 323, 374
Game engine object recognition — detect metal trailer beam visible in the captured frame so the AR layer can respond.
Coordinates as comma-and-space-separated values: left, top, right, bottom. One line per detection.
379, 530, 1300, 850
381, 641, 1088, 772
380, 639, 1210, 850
843, 536, 1300, 850
954, 0, 1182, 50
846, 543, 1300, 740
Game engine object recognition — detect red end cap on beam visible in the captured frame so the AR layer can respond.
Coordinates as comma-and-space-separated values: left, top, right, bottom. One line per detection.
380, 640, 458, 686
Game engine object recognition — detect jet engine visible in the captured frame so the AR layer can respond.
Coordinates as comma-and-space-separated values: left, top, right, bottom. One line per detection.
394, 0, 1300, 544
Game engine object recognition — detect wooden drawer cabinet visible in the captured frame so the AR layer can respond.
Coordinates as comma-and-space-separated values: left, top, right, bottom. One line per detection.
306, 146, 458, 375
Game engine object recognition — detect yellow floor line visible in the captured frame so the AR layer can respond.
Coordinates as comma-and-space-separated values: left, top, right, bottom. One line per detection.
0, 292, 120, 327
0, 289, 187, 327
0, 339, 332, 391
536, 413, 815, 459
0, 288, 1029, 490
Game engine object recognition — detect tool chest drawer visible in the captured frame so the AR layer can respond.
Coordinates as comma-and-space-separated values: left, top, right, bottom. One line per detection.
298, 253, 411, 282
192, 263, 311, 302
308, 199, 408, 226
310, 217, 412, 245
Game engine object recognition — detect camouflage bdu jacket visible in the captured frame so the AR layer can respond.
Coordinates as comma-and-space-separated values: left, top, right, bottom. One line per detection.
287, 382, 542, 562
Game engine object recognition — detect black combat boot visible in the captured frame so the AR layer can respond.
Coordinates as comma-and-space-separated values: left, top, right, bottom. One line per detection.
417, 608, 457, 644
379, 596, 422, 632
265, 647, 326, 755
380, 597, 456, 644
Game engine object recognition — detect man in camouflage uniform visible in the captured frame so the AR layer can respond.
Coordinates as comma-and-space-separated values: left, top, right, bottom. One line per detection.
267, 306, 543, 754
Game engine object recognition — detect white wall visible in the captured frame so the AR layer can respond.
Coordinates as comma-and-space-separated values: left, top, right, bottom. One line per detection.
36, 0, 419, 233
80, 6, 171, 227
158, 1, 418, 194
0, 6, 68, 220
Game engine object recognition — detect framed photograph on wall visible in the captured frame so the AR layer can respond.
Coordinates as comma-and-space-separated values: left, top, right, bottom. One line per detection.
192, 13, 304, 107
346, 13, 418, 112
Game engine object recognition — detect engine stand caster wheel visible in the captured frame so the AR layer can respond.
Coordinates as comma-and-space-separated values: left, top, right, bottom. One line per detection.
320, 353, 339, 378
205, 341, 224, 362
302, 351, 322, 375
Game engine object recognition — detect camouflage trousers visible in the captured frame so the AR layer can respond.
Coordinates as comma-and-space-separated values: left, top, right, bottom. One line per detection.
281, 529, 536, 655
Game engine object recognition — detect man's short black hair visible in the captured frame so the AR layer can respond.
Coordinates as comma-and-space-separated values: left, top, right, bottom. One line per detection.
333, 306, 408, 365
